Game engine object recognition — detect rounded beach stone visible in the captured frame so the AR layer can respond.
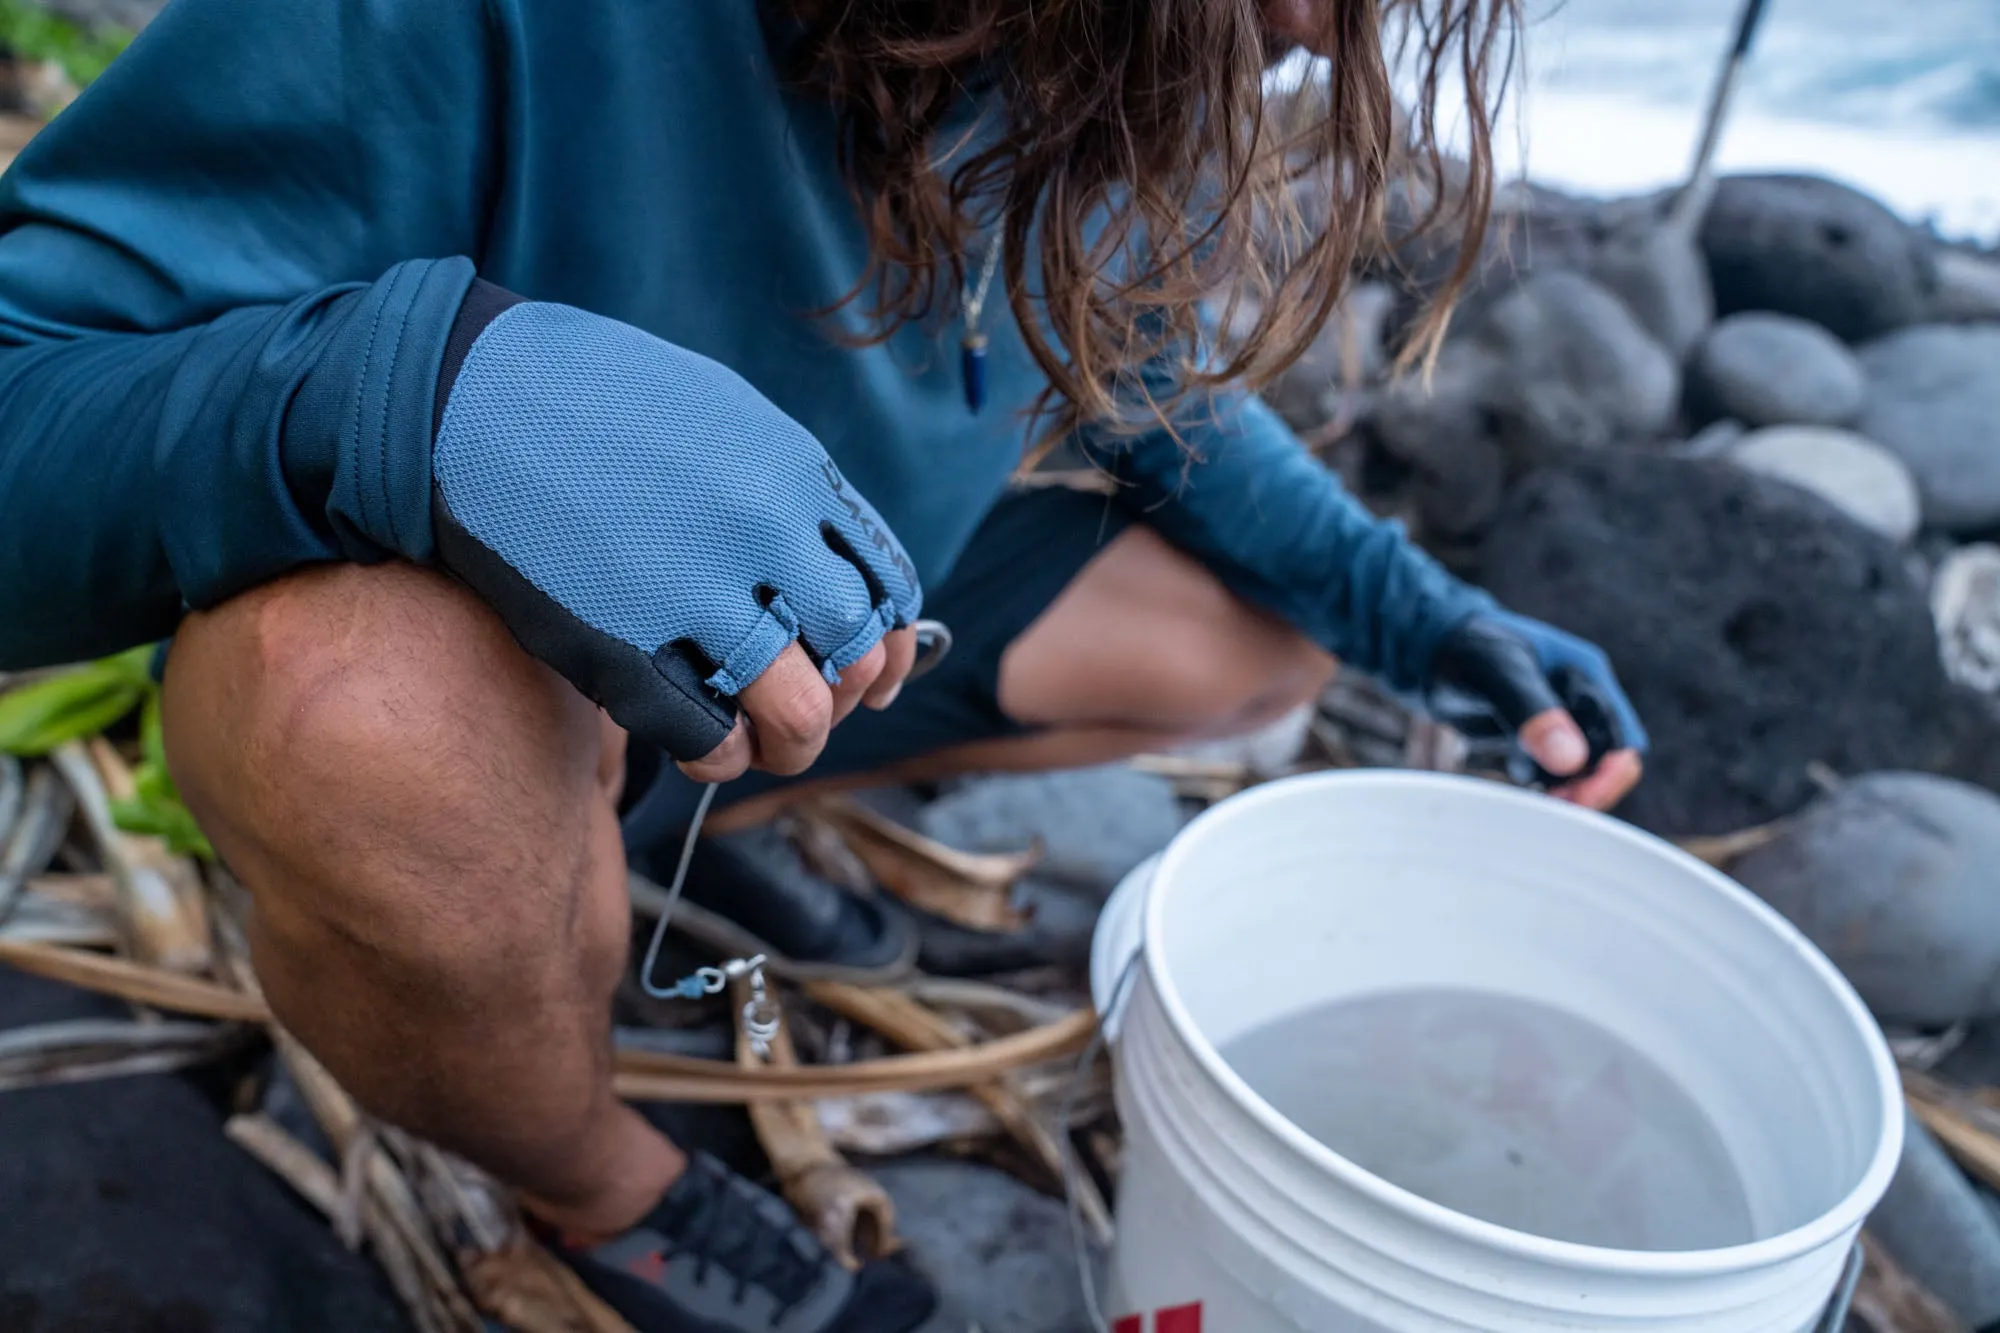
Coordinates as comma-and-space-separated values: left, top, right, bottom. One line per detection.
1474, 270, 1680, 448
916, 765, 1184, 898
1720, 425, 1920, 543
1699, 174, 1936, 342
874, 1158, 1093, 1333
1731, 772, 2000, 1028
1869, 1121, 2000, 1328
1687, 313, 1866, 428
1858, 324, 2000, 533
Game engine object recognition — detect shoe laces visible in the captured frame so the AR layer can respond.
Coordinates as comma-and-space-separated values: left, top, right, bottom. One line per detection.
668, 1163, 824, 1313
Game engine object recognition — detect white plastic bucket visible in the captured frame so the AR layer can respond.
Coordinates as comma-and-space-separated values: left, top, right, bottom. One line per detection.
1089, 771, 1901, 1333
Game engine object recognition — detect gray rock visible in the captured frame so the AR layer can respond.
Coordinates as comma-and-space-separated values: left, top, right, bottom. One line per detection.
877, 1158, 1093, 1333
1933, 249, 2000, 323
1473, 270, 1680, 452
1858, 324, 2000, 533
1363, 341, 1508, 541
1474, 451, 1988, 835
1867, 1119, 2000, 1328
1700, 174, 1937, 342
905, 874, 1104, 977
917, 766, 1185, 899
1678, 418, 1748, 459
1377, 187, 1673, 352
1732, 773, 2000, 1027
1264, 282, 1394, 435
1588, 220, 1715, 361
1720, 426, 1921, 543
1687, 313, 1867, 429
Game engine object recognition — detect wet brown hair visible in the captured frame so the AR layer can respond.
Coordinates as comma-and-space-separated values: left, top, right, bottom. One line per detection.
779, 0, 1519, 450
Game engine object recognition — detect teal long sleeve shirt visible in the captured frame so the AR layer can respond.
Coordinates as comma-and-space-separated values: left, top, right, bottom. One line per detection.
0, 0, 1490, 689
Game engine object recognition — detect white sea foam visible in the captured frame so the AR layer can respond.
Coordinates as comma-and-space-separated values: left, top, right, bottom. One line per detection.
1276, 0, 2000, 243
1504, 89, 2000, 241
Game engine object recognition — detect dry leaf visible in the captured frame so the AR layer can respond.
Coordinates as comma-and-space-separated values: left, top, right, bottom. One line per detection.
736, 979, 899, 1269
461, 1237, 635, 1333
804, 798, 1037, 932
1672, 820, 1790, 869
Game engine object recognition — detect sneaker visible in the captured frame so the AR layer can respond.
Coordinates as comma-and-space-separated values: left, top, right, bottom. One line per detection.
556, 1153, 936, 1333
637, 826, 917, 984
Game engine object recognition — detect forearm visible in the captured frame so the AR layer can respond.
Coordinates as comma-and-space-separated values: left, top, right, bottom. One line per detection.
1101, 394, 1493, 692
0, 257, 474, 667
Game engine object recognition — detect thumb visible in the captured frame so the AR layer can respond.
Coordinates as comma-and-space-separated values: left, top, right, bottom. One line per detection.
1519, 709, 1592, 778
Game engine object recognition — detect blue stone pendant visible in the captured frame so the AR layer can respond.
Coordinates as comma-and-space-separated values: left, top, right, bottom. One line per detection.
960, 334, 988, 414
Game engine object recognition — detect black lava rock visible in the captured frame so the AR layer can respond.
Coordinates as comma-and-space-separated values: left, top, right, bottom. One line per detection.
0, 967, 411, 1333
1699, 174, 1937, 343
1473, 450, 1980, 836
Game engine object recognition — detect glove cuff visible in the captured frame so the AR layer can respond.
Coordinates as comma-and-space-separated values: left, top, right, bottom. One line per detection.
434, 278, 527, 439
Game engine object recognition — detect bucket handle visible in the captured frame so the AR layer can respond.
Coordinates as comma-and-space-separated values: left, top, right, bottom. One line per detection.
1814, 1241, 1864, 1333
1063, 951, 1144, 1333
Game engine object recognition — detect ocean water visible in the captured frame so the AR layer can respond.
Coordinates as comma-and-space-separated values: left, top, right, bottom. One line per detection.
1221, 987, 1757, 1252
1509, 0, 2000, 240
1308, 0, 2000, 241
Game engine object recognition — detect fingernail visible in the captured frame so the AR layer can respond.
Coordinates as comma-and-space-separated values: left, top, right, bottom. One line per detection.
869, 682, 902, 711
1541, 725, 1589, 773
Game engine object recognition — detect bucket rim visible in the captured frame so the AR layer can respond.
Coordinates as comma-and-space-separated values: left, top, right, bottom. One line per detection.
1139, 769, 1905, 1276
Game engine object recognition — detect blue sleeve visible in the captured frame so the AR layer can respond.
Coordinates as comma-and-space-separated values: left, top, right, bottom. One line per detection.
1097, 393, 1495, 693
0, 0, 496, 667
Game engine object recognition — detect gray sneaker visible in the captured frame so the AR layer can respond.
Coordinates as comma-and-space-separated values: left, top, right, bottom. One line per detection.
556, 1153, 935, 1332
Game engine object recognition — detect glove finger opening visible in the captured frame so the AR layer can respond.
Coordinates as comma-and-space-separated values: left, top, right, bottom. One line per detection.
820, 520, 919, 625
759, 552, 886, 681
821, 522, 888, 611
1551, 665, 1629, 760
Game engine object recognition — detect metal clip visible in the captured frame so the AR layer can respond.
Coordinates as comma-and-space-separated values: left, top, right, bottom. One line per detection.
738, 956, 782, 1061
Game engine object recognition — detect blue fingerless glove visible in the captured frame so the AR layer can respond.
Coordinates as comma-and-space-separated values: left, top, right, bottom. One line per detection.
429, 282, 922, 761
1428, 608, 1649, 781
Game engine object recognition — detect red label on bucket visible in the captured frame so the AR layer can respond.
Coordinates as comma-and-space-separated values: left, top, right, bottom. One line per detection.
1114, 1305, 1202, 1332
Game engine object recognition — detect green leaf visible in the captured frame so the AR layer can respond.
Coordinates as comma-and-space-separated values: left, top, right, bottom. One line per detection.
110, 783, 215, 860
139, 688, 167, 770
0, 670, 142, 756
0, 0, 133, 88
0, 644, 159, 757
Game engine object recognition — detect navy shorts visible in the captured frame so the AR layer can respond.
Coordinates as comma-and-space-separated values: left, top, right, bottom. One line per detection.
619, 484, 1133, 860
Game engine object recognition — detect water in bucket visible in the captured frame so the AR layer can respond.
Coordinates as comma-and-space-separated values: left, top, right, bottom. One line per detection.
1221, 986, 1757, 1252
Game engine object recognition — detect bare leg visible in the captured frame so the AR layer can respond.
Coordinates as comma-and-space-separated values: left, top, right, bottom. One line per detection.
711, 525, 1336, 831
163, 561, 679, 1238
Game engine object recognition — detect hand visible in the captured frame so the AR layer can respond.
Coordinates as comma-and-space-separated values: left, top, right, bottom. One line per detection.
429, 286, 922, 770
1429, 611, 1647, 812
678, 623, 918, 782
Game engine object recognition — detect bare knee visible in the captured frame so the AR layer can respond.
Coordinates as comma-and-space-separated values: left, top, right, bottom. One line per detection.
1155, 610, 1336, 737
1001, 527, 1336, 737
162, 562, 619, 982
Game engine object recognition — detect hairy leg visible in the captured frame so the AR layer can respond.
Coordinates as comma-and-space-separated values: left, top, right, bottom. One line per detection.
163, 561, 678, 1237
